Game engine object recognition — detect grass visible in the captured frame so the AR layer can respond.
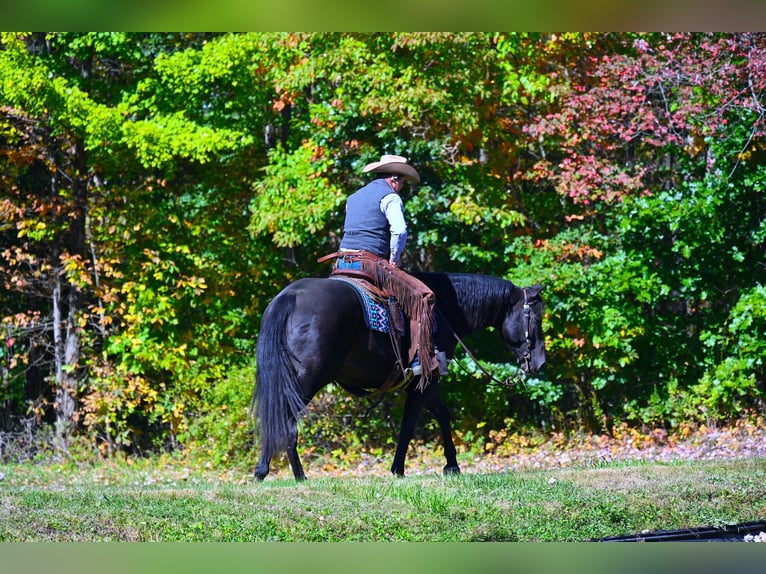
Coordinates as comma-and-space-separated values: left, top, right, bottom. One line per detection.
1, 456, 765, 541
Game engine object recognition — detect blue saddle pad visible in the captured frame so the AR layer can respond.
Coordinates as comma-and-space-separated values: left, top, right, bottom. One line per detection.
330, 276, 399, 334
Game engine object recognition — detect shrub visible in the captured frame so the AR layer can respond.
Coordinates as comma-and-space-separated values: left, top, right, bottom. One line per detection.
182, 362, 256, 470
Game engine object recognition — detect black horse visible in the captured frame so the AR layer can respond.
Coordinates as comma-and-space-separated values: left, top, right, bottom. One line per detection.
252, 271, 546, 481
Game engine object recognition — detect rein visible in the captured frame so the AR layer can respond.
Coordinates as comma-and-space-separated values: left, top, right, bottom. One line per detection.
439, 287, 532, 390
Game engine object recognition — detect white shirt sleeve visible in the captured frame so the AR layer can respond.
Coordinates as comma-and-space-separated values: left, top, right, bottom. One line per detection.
380, 193, 408, 264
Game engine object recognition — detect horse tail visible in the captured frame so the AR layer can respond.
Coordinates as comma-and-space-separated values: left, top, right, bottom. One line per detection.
252, 291, 307, 460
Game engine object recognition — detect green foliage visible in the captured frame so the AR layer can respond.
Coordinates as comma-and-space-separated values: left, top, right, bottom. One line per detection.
249, 141, 345, 248
690, 285, 766, 420
2, 32, 766, 467
296, 385, 405, 466
183, 362, 256, 470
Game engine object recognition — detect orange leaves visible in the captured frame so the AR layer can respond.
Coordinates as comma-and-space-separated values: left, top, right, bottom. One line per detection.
1, 245, 54, 290
533, 238, 603, 263
0, 197, 24, 222
272, 97, 289, 113
61, 253, 93, 288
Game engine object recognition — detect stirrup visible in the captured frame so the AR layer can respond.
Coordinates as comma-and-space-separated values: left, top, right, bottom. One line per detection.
401, 366, 417, 385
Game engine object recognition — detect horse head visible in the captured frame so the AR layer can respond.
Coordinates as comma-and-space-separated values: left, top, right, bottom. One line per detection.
501, 284, 546, 374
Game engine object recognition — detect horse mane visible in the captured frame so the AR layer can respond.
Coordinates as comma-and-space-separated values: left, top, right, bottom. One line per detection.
415, 272, 517, 332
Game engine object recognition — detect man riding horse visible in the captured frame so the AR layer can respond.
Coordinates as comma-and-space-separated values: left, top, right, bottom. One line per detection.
322, 154, 446, 388
255, 154, 547, 479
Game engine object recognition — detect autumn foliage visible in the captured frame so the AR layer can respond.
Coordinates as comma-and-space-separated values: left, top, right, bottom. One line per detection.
1, 33, 764, 464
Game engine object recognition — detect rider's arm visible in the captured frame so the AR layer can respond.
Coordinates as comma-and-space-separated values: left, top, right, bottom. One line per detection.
380, 193, 408, 266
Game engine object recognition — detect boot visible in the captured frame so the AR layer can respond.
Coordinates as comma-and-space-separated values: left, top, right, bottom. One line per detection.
437, 350, 449, 375
408, 350, 447, 378
409, 355, 422, 376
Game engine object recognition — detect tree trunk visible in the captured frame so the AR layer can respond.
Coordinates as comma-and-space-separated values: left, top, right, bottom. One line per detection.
52, 274, 79, 452
51, 136, 88, 453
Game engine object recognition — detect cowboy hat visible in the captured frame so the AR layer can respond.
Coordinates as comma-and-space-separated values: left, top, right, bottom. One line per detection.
362, 154, 420, 183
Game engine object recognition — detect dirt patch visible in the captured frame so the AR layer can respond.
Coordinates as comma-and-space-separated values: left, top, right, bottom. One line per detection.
270, 418, 766, 479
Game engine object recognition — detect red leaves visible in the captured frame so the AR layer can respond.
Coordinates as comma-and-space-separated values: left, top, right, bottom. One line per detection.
522, 33, 766, 205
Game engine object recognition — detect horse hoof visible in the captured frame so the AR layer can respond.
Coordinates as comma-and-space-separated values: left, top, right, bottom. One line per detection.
443, 465, 461, 476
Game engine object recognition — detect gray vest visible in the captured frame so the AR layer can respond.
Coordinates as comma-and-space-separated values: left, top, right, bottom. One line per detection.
340, 179, 394, 258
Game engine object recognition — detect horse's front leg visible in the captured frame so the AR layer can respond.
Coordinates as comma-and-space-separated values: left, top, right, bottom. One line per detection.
391, 383, 435, 477
426, 394, 460, 475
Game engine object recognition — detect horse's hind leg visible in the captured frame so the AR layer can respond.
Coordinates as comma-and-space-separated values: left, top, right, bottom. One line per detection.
285, 420, 306, 481
254, 451, 270, 481
254, 418, 305, 481
426, 395, 460, 475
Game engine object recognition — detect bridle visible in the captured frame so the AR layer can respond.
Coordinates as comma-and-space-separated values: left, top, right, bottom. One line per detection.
519, 287, 533, 373
442, 287, 534, 389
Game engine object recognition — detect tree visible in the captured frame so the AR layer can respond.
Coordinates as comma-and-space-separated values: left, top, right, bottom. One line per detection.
2, 33, 764, 462
1, 33, 266, 452
518, 32, 766, 428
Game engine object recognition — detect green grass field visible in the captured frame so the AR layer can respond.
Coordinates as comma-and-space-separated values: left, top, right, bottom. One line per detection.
2, 456, 765, 542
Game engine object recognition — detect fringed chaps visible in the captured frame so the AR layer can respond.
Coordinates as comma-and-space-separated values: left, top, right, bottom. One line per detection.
321, 250, 438, 390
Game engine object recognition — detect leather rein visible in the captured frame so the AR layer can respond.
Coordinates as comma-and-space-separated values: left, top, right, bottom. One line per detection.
441, 287, 532, 389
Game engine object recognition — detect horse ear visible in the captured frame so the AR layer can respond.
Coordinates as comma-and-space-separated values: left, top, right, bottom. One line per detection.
525, 283, 545, 299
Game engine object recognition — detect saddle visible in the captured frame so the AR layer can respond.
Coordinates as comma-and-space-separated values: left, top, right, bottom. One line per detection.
320, 250, 407, 334
319, 251, 414, 393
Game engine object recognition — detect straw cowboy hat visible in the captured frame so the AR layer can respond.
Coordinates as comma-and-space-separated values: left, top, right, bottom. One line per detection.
362, 154, 420, 183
